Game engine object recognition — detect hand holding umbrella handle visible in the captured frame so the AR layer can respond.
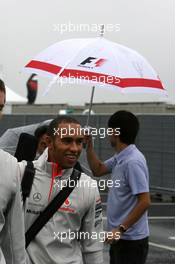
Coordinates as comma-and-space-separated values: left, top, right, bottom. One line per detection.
83, 126, 94, 149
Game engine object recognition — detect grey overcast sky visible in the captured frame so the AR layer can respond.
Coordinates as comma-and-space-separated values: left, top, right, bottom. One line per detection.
0, 0, 174, 105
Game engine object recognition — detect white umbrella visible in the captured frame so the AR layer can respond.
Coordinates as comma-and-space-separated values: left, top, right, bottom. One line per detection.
24, 28, 166, 123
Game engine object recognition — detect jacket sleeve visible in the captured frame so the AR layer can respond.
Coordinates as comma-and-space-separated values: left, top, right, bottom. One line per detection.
18, 160, 27, 181
1, 160, 26, 264
80, 183, 104, 264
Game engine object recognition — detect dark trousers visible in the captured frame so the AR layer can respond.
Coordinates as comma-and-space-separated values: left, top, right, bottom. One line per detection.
110, 237, 149, 264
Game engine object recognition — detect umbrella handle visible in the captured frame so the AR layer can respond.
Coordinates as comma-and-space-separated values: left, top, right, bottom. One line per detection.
100, 24, 105, 37
86, 86, 95, 127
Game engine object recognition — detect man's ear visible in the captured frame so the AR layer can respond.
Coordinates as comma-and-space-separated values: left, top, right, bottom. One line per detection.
46, 136, 53, 150
111, 133, 118, 140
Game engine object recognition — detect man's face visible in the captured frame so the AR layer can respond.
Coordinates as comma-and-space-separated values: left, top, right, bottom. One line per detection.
109, 134, 117, 148
108, 129, 119, 150
0, 91, 5, 117
48, 122, 84, 169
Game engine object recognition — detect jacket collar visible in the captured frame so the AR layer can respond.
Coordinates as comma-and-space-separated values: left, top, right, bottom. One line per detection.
36, 148, 73, 179
115, 144, 136, 164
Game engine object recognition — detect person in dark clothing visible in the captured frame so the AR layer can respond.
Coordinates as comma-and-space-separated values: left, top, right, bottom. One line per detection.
27, 74, 38, 104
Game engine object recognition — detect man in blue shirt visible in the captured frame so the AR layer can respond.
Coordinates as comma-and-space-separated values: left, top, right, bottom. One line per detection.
86, 110, 150, 264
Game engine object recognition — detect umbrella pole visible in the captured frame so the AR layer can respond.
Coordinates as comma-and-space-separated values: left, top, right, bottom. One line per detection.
86, 86, 95, 126
85, 26, 104, 127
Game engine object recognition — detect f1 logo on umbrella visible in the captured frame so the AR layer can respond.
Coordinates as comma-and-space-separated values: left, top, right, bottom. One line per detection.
79, 57, 107, 68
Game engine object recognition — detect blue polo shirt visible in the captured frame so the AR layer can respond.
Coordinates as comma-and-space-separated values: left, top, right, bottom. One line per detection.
104, 144, 149, 240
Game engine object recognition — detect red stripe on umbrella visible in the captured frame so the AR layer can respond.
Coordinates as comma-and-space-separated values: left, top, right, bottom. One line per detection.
26, 60, 62, 74
26, 60, 164, 90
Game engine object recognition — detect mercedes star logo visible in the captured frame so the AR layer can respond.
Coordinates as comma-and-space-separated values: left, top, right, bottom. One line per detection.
33, 192, 42, 202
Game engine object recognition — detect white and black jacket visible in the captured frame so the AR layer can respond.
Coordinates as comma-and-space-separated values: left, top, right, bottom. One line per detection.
19, 149, 103, 264
0, 150, 26, 264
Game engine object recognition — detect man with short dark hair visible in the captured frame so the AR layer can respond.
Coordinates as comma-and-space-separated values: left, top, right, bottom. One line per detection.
0, 79, 26, 264
19, 116, 103, 264
86, 110, 150, 264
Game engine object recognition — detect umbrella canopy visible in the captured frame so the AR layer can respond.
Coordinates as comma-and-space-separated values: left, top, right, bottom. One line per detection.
25, 37, 166, 95
24, 35, 166, 124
